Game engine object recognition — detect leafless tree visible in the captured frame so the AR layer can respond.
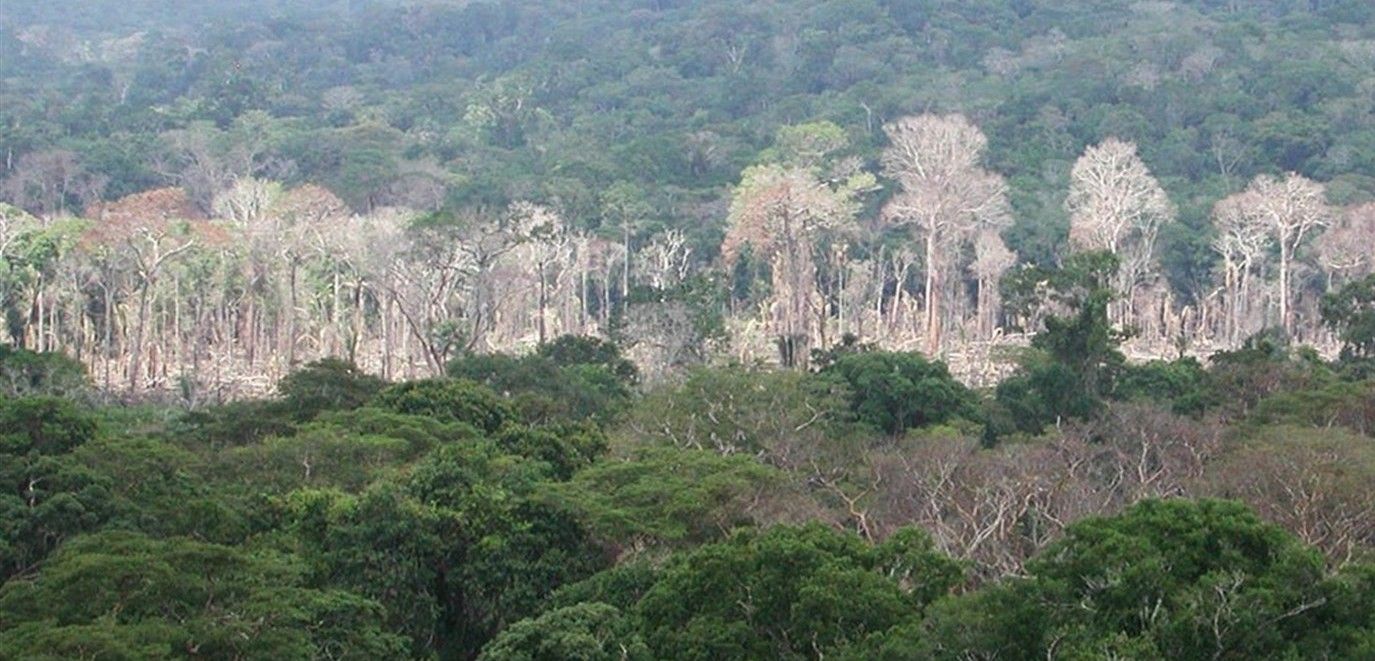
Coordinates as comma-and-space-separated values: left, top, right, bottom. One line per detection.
86, 188, 206, 391
1, 149, 106, 218
1202, 434, 1375, 567
880, 114, 1010, 354
637, 229, 692, 292
970, 229, 1017, 338
1316, 202, 1375, 287
722, 164, 861, 366
1212, 190, 1273, 343
1248, 173, 1331, 334
1066, 138, 1175, 329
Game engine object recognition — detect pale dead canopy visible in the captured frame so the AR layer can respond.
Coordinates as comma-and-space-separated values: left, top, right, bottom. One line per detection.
1067, 138, 1174, 287
1212, 189, 1272, 343
722, 164, 859, 268
722, 163, 862, 366
880, 114, 1009, 235
1210, 172, 1332, 338
880, 113, 1010, 354
1249, 172, 1331, 334
1064, 138, 1175, 330
970, 228, 1017, 337
1316, 201, 1374, 285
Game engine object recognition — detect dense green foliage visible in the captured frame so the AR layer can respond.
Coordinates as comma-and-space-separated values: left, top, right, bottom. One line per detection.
2, 334, 1374, 657
867, 500, 1374, 659
1323, 274, 1375, 375
994, 252, 1130, 433
0, 531, 407, 659
373, 378, 515, 433
821, 350, 976, 435
447, 336, 638, 424
0, 345, 89, 399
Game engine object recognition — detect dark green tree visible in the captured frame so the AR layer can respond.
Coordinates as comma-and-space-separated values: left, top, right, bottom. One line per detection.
915, 499, 1371, 660
820, 350, 976, 435
285, 441, 605, 658
634, 524, 961, 660
477, 602, 652, 661
994, 252, 1128, 434
374, 378, 514, 433
0, 531, 406, 659
0, 345, 89, 398
276, 358, 386, 422
1321, 273, 1375, 375
547, 446, 783, 551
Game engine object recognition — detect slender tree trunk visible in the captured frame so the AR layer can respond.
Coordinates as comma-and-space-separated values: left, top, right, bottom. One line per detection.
245, 298, 257, 366
622, 225, 631, 315
130, 283, 150, 392
102, 284, 113, 391
837, 250, 846, 339
602, 264, 612, 328
382, 297, 393, 380
331, 269, 342, 355
924, 232, 941, 354
287, 261, 299, 365
874, 249, 886, 332
1279, 242, 1292, 335
350, 282, 364, 363
35, 288, 45, 352
173, 276, 183, 369
537, 262, 548, 345
580, 262, 589, 332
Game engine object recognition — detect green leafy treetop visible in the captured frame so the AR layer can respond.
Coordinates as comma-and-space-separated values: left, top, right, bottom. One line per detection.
478, 602, 652, 661
276, 358, 386, 421
1322, 273, 1375, 376
0, 531, 406, 660
820, 350, 977, 436
993, 251, 1130, 435
634, 524, 961, 660
374, 378, 514, 433
902, 499, 1374, 660
0, 346, 89, 399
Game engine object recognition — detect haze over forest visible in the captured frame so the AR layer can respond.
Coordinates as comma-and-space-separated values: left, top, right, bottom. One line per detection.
1, 1, 1373, 659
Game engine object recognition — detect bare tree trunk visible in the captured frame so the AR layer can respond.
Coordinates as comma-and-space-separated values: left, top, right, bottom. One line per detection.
382, 297, 393, 380
173, 276, 183, 369
330, 270, 342, 355
622, 225, 631, 315
580, 262, 589, 332
245, 299, 257, 367
35, 288, 45, 352
1279, 242, 1292, 335
102, 284, 113, 391
130, 284, 150, 392
924, 233, 941, 354
287, 261, 299, 365
350, 282, 364, 363
537, 262, 548, 345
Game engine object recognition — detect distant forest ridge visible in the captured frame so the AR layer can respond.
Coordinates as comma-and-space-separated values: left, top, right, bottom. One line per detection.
1, 0, 1373, 394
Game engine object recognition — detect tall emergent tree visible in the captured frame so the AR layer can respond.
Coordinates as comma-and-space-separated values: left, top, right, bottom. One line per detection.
1066, 138, 1174, 328
881, 114, 1009, 354
1316, 202, 1375, 288
1252, 173, 1331, 335
1212, 190, 1272, 343
722, 123, 871, 367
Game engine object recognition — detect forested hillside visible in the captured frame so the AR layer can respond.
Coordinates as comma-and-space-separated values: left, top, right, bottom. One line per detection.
2, 0, 1374, 393
2, 3, 1375, 657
